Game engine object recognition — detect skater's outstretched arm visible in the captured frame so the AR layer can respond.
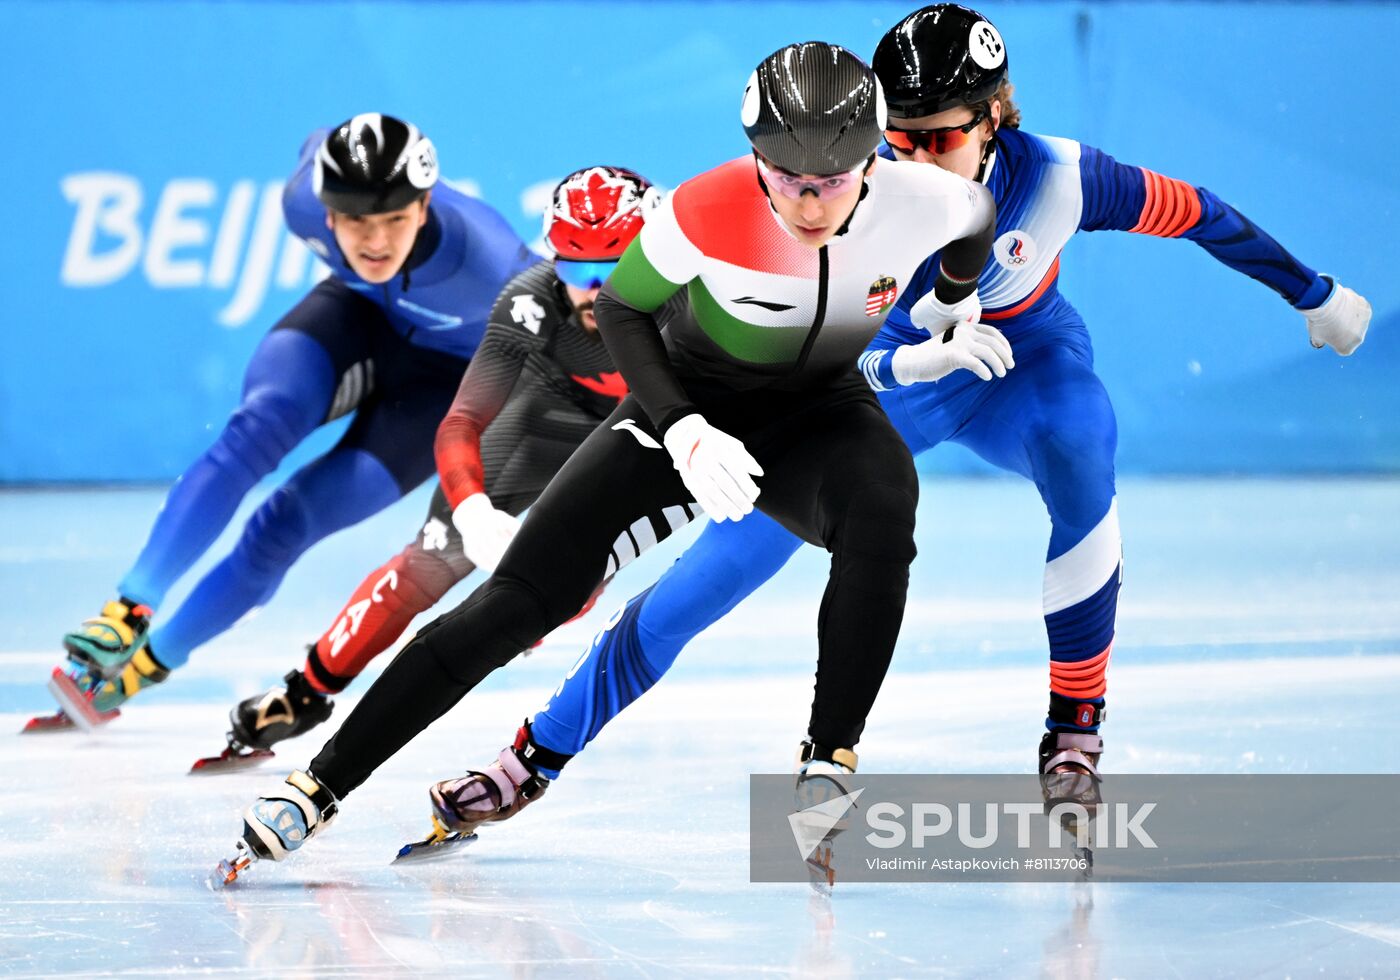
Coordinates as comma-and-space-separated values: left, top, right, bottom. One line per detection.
1076, 143, 1370, 352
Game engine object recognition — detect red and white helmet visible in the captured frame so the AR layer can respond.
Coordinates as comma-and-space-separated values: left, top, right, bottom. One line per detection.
543, 166, 658, 265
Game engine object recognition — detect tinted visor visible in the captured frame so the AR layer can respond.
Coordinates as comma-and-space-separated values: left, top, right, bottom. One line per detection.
883, 109, 988, 156
755, 156, 866, 200
555, 259, 618, 290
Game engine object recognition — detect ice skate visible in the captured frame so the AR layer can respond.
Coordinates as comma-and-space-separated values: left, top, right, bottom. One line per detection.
1039, 728, 1102, 877
189, 735, 277, 775
19, 708, 82, 734
21, 667, 121, 733
209, 769, 339, 888
1038, 730, 1104, 811
192, 669, 332, 774
393, 812, 479, 864
44, 598, 158, 731
793, 740, 858, 894
62, 598, 153, 679
78, 647, 170, 718
42, 663, 140, 732
396, 722, 552, 863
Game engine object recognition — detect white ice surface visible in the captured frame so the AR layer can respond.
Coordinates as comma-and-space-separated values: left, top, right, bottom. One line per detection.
2, 478, 1399, 977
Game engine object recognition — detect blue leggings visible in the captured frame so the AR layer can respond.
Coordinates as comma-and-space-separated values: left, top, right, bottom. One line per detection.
529, 339, 1121, 770
118, 279, 464, 669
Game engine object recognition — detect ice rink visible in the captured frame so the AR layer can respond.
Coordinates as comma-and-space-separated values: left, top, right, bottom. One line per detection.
3, 476, 1400, 977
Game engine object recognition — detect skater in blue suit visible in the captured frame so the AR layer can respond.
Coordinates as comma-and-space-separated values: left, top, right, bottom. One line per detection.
54, 113, 535, 725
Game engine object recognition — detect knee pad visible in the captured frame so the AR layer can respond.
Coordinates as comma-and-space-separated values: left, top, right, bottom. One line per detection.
209, 393, 316, 484
237, 484, 314, 576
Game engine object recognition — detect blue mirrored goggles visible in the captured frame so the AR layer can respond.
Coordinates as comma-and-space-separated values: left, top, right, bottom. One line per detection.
555, 259, 619, 290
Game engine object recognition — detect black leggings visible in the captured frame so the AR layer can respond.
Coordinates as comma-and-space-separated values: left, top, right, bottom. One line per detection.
311, 373, 919, 798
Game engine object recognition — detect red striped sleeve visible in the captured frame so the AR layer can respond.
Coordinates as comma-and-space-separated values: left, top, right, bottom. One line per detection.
1049, 643, 1112, 699
1129, 168, 1202, 238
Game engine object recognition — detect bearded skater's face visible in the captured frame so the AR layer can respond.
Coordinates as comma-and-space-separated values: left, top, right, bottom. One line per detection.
562, 282, 602, 334
757, 156, 874, 249
325, 194, 430, 284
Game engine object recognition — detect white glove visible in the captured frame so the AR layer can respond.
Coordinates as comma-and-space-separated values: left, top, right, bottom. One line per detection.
662, 413, 763, 523
1303, 276, 1371, 356
891, 318, 1015, 384
451, 493, 521, 573
908, 289, 982, 333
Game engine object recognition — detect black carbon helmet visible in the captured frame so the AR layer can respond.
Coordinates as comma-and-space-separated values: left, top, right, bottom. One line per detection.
314, 113, 439, 215
741, 42, 886, 176
872, 5, 1008, 119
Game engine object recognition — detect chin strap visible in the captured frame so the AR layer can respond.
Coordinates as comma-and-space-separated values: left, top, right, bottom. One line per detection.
832, 180, 872, 238
976, 130, 1002, 185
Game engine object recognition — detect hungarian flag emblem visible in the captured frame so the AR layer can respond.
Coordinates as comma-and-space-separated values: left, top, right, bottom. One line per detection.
865, 276, 897, 317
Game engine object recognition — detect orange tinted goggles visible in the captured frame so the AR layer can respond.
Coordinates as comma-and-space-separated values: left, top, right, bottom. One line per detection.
884, 109, 987, 156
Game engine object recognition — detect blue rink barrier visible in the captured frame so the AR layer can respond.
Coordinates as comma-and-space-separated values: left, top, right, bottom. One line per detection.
5, 0, 1397, 480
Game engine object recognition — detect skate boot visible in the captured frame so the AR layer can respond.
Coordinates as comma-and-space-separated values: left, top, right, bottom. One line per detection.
89, 647, 171, 713
431, 722, 553, 834
231, 669, 335, 750
795, 740, 858, 809
192, 668, 334, 773
63, 598, 153, 679
1039, 727, 1101, 876
794, 740, 859, 893
1039, 698, 1105, 872
1038, 730, 1103, 806
44, 647, 169, 730
210, 769, 339, 888
1038, 696, 1105, 813
397, 721, 558, 863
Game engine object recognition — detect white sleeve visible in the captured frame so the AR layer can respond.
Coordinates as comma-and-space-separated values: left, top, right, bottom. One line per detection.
962, 180, 996, 240
635, 189, 705, 286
